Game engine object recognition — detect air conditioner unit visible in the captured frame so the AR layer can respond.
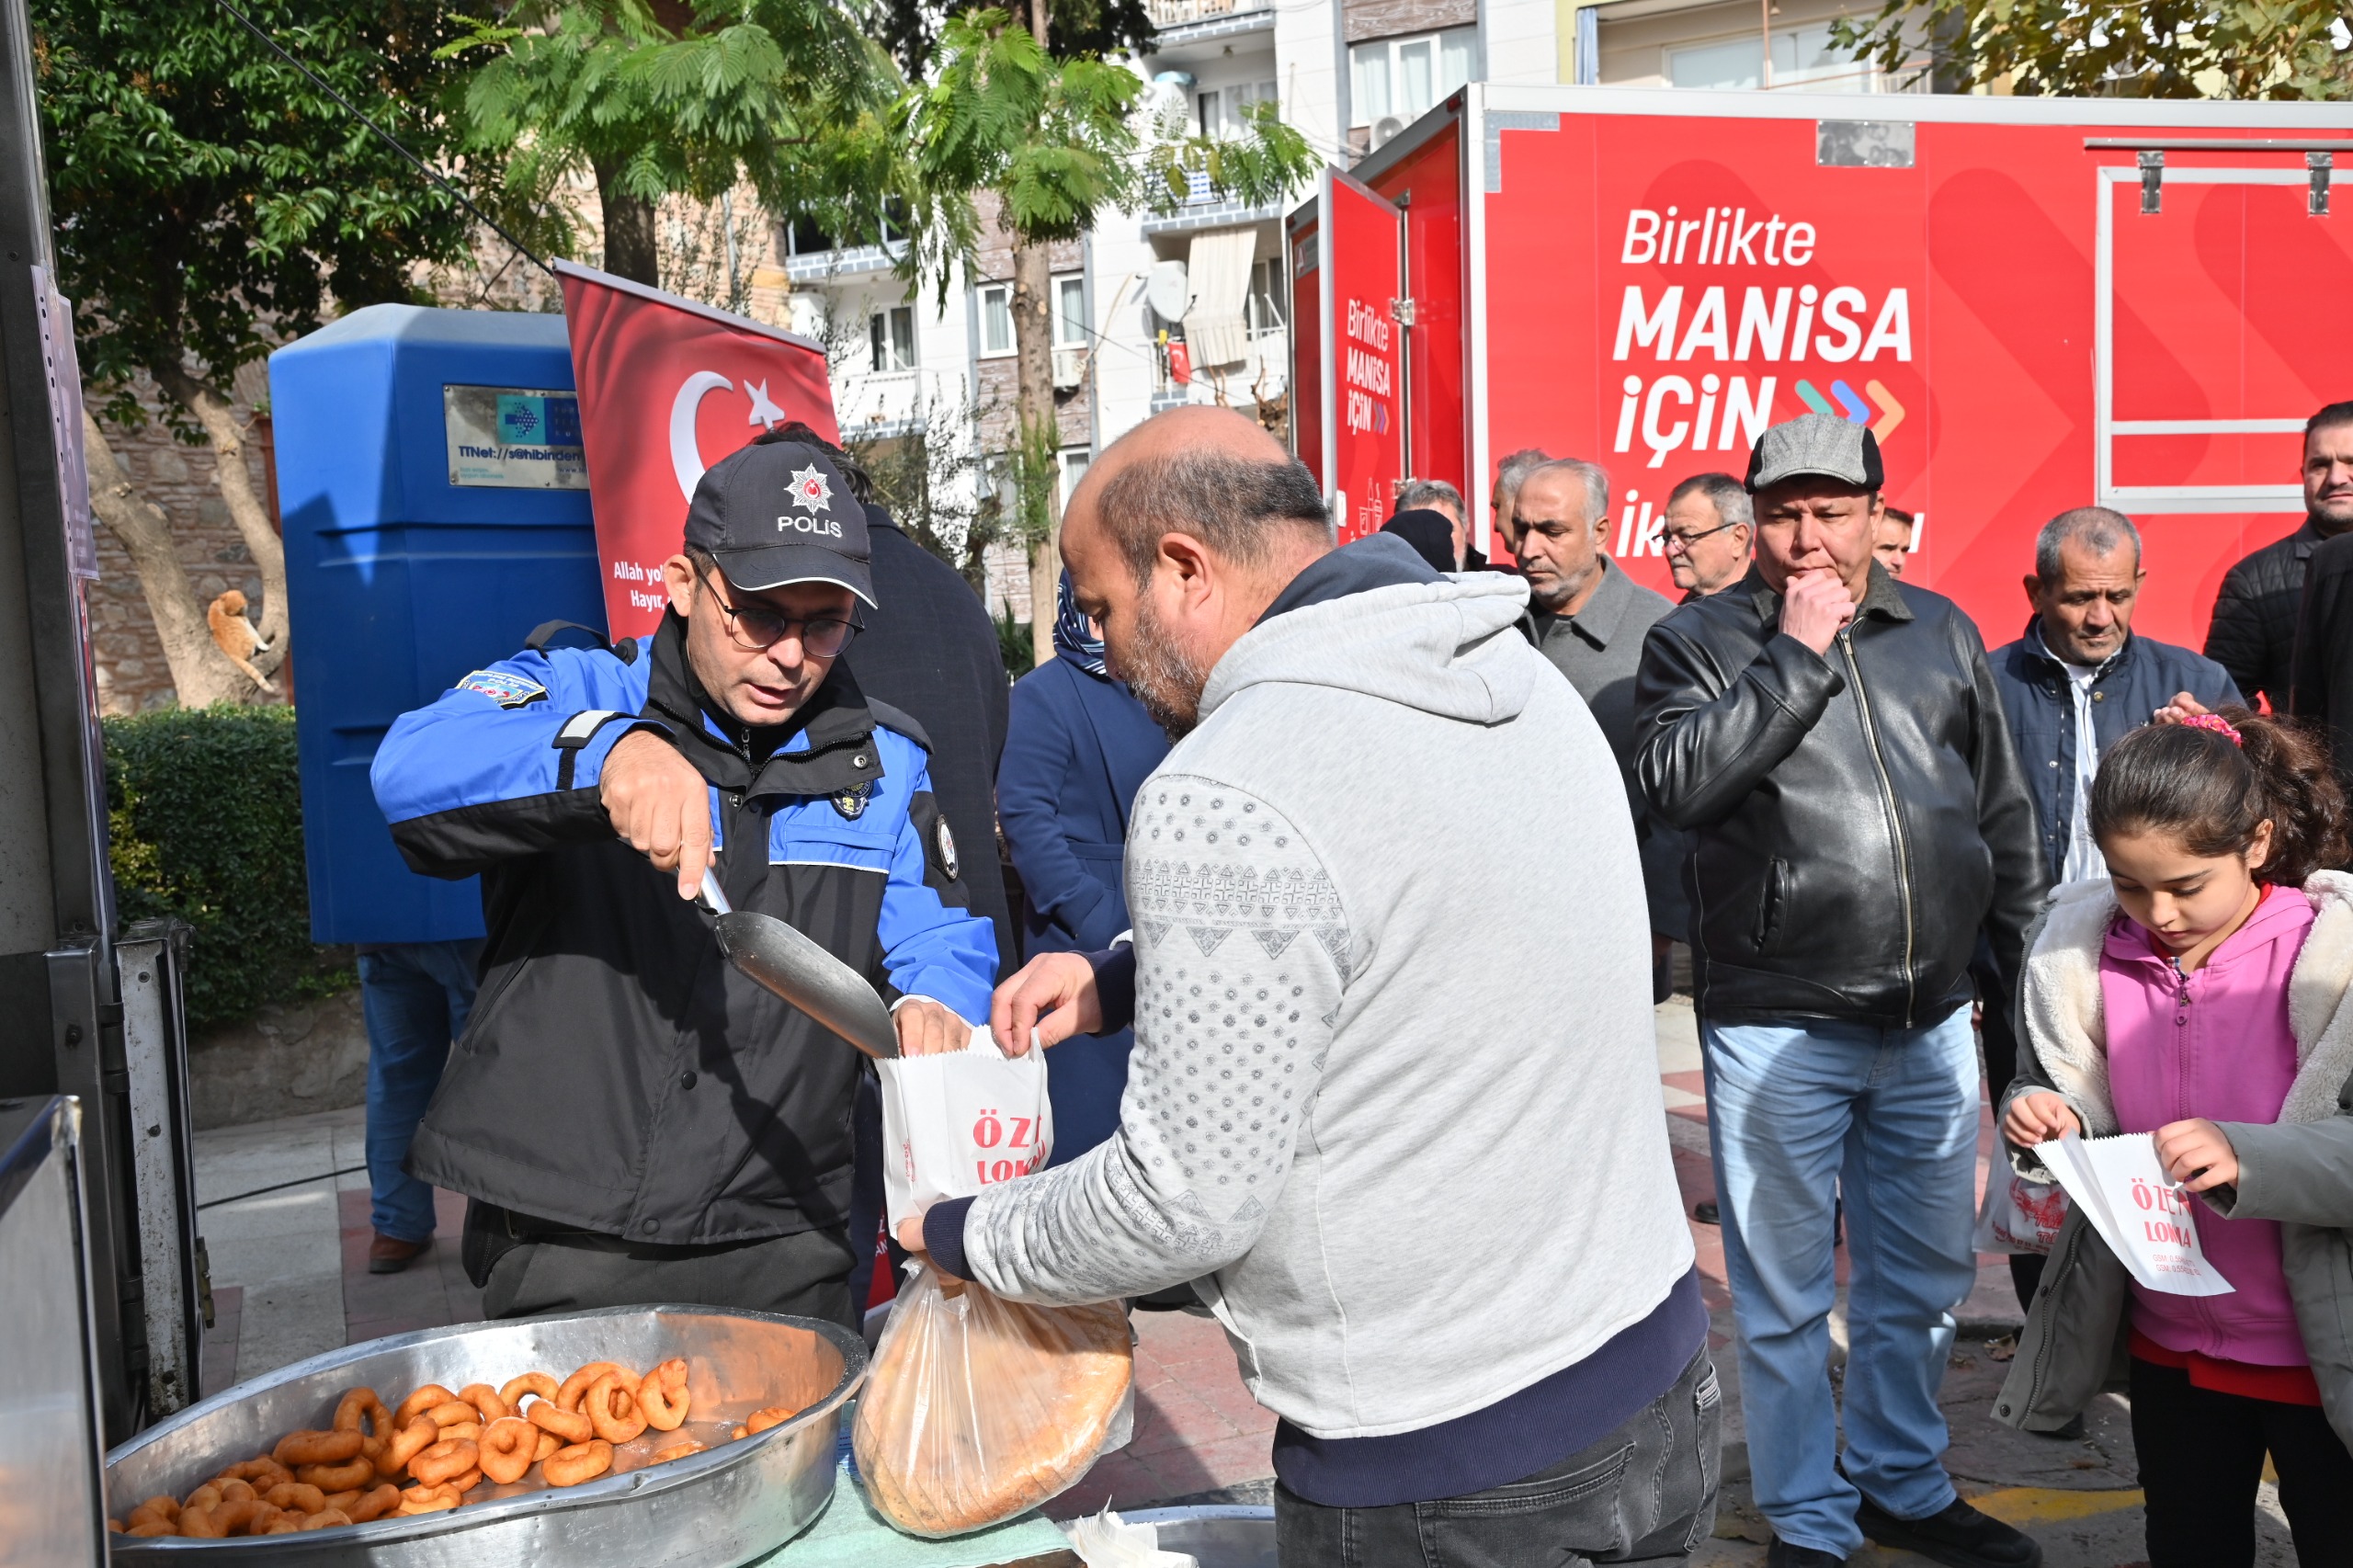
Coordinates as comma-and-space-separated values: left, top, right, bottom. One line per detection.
1051, 347, 1086, 390
1370, 114, 1406, 150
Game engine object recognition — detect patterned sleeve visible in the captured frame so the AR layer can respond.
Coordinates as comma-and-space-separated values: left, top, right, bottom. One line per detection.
960, 774, 1349, 1304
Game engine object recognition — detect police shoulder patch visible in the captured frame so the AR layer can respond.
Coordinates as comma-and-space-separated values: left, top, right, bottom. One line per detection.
456, 668, 549, 709
934, 817, 960, 881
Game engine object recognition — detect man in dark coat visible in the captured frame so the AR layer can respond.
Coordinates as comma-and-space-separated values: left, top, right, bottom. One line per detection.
996, 574, 1169, 1163
2204, 403, 2353, 708
2286, 414, 2353, 796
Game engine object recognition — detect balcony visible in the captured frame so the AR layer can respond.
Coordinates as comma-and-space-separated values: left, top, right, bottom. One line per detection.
1155, 326, 1289, 406
1146, 0, 1270, 25
831, 368, 963, 442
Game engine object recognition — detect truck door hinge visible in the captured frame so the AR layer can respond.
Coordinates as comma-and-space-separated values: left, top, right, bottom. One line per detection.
2312, 151, 2334, 217
2138, 149, 2164, 215
1389, 297, 1416, 326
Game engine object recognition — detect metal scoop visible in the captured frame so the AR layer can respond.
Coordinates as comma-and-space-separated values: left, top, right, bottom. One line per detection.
700, 869, 900, 1059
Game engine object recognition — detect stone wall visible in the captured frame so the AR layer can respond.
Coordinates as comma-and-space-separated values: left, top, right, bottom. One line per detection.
88, 364, 277, 716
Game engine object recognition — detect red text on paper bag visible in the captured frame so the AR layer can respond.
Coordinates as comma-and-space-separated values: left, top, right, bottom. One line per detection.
556, 259, 837, 642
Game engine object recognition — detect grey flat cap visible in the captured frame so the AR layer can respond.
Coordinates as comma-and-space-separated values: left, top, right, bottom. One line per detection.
1745, 413, 1885, 493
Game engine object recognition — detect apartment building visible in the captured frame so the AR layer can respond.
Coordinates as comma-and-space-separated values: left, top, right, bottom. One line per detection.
789, 0, 1912, 620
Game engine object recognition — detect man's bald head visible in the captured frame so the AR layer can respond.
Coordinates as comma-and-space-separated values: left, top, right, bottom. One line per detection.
1070, 406, 1328, 587
1059, 407, 1332, 738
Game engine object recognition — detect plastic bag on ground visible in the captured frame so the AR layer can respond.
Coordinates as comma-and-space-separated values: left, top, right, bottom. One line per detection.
855, 1261, 1133, 1538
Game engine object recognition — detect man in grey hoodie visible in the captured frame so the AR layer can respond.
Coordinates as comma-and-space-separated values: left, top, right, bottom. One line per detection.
905, 408, 1712, 1566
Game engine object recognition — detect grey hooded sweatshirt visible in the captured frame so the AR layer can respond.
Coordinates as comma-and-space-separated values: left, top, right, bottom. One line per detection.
959, 550, 1696, 1450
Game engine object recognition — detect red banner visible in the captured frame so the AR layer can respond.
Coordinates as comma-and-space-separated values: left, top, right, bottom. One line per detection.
1317, 169, 1406, 544
557, 260, 839, 640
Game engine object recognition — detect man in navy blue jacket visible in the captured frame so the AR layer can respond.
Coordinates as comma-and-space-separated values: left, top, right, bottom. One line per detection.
1990, 506, 2242, 891
371, 437, 995, 1325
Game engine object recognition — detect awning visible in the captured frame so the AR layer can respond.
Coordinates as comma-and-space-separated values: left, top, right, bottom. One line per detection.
1182, 229, 1256, 370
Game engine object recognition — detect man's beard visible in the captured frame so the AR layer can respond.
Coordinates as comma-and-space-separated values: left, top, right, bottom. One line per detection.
1114, 595, 1211, 740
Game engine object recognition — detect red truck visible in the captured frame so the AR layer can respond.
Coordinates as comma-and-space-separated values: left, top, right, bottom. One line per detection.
1289, 86, 2353, 649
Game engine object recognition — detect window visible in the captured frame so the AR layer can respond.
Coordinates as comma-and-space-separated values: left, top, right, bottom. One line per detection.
1053, 276, 1087, 349
1060, 449, 1091, 508
1197, 80, 1278, 139
1665, 23, 1871, 92
1245, 256, 1286, 337
870, 305, 916, 372
977, 283, 1014, 357
1350, 28, 1476, 128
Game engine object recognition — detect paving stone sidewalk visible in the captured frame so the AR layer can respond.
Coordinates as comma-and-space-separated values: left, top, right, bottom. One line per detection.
188, 998, 2294, 1563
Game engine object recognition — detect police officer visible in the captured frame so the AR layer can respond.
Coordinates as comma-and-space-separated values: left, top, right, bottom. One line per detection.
370, 437, 995, 1326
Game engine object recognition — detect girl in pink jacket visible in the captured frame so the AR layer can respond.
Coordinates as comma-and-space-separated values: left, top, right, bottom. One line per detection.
2002, 709, 2353, 1566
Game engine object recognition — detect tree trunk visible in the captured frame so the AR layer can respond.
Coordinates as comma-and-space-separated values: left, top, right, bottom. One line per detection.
1012, 242, 1060, 665
1028, 0, 1050, 47
148, 360, 288, 678
83, 411, 263, 707
595, 156, 661, 287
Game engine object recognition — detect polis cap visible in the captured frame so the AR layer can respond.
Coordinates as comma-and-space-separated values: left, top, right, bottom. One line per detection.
683, 439, 875, 606
1745, 412, 1885, 494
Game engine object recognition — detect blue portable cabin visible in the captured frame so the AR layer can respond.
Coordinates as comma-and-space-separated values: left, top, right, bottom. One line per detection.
270, 305, 604, 945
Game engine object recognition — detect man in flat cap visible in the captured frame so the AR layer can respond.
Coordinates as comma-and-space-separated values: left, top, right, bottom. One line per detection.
1632, 415, 2046, 1568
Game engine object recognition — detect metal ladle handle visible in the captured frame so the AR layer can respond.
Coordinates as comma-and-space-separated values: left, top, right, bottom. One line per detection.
699, 868, 733, 916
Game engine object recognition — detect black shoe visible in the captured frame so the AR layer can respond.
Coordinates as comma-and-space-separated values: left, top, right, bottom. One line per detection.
1694, 1200, 1720, 1224
1857, 1495, 2041, 1568
1765, 1540, 1845, 1567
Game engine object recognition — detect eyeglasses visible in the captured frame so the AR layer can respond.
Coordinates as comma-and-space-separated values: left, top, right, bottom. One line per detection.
700, 573, 859, 656
1660, 519, 1745, 555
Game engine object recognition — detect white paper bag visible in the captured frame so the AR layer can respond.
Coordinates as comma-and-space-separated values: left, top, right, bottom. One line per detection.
2039, 1131, 2235, 1298
878, 1024, 1054, 1232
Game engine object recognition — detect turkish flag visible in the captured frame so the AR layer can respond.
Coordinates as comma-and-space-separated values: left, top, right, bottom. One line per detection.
557, 259, 839, 640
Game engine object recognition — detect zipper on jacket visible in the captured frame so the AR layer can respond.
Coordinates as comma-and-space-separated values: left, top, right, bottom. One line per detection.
1841, 624, 1916, 1025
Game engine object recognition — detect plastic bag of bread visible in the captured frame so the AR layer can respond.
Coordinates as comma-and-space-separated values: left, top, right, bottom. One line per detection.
855, 1262, 1133, 1537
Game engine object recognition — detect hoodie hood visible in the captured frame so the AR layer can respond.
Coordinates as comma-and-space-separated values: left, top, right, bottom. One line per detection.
1199, 563, 1538, 727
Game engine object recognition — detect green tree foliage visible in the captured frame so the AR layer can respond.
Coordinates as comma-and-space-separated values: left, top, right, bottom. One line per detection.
442, 0, 905, 285
874, 0, 1154, 79
106, 706, 347, 1030
36, 0, 501, 701
897, 6, 1313, 654
1837, 1, 2352, 98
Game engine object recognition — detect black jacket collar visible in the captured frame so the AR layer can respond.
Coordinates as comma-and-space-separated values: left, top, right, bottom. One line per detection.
1737, 559, 1913, 629
642, 610, 884, 800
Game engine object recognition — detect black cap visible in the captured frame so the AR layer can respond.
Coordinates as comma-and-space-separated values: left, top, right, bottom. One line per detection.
683, 439, 875, 606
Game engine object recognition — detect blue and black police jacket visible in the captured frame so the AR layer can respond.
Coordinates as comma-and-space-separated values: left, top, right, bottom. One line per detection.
370, 613, 997, 1245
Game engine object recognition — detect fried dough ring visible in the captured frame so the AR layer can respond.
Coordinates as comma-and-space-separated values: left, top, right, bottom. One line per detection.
583, 1372, 648, 1443
555, 1361, 631, 1412
176, 1506, 225, 1539
127, 1496, 179, 1527
127, 1519, 177, 1538
214, 1459, 283, 1487
334, 1388, 392, 1439
409, 1437, 479, 1488
299, 1509, 353, 1531
263, 1483, 325, 1516
275, 1426, 364, 1468
499, 1371, 559, 1410
298, 1458, 377, 1493
392, 1385, 457, 1427
455, 1383, 510, 1424
346, 1483, 403, 1523
745, 1405, 794, 1434
477, 1417, 538, 1485
261, 1507, 302, 1535
541, 1439, 612, 1487
637, 1358, 690, 1431
651, 1437, 706, 1463
181, 1483, 222, 1513
210, 1499, 262, 1536
423, 1399, 478, 1428
375, 1415, 438, 1480
437, 1421, 484, 1447
395, 1482, 461, 1516
527, 1400, 595, 1445
532, 1429, 562, 1463
214, 1479, 257, 1505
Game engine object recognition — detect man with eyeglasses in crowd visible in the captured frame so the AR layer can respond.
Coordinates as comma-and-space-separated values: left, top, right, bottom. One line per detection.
370, 436, 997, 1325
1663, 472, 1754, 602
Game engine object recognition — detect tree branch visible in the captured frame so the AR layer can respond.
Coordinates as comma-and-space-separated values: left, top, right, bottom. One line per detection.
148, 360, 289, 676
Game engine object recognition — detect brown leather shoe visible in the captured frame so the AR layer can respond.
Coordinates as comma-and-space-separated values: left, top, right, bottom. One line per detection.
369, 1233, 432, 1274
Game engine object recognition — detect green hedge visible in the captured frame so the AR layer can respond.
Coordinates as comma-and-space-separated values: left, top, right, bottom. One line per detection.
105, 704, 349, 1031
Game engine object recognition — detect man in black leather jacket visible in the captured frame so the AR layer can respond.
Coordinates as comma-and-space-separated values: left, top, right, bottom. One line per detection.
1633, 415, 2046, 1568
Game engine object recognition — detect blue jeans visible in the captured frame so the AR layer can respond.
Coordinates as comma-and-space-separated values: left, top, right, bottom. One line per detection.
1701, 1005, 1981, 1558
359, 940, 483, 1242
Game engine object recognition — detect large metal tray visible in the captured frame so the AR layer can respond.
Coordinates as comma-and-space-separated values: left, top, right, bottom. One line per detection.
104, 1304, 866, 1568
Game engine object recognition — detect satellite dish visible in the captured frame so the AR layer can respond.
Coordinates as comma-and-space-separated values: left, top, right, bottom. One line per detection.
1145, 260, 1191, 324
1370, 115, 1407, 149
